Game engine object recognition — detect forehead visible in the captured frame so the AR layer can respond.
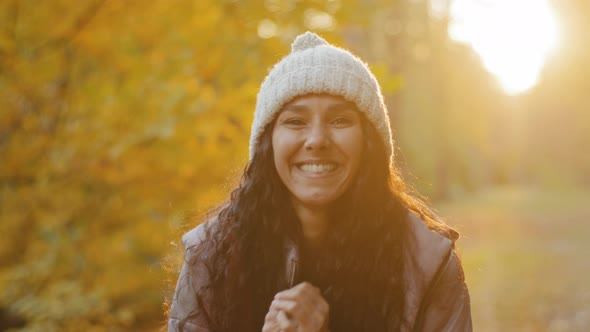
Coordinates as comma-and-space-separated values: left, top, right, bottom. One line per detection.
281, 94, 358, 112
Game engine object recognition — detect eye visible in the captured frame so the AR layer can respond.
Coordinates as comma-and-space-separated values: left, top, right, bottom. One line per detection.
282, 118, 306, 127
331, 116, 354, 127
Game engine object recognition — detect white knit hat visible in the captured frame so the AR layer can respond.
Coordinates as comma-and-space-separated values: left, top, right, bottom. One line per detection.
250, 31, 394, 166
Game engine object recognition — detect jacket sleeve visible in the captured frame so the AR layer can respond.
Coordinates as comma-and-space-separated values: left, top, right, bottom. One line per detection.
168, 228, 212, 332
414, 250, 473, 332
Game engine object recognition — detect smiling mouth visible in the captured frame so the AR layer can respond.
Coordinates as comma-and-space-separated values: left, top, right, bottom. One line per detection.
297, 163, 338, 175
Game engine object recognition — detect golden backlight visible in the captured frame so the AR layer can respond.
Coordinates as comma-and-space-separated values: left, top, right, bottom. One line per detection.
448, 0, 559, 95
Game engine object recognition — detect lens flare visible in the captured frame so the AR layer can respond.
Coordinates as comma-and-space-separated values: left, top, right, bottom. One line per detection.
448, 0, 559, 95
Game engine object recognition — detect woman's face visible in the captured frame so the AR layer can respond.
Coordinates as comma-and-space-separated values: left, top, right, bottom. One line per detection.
272, 94, 364, 209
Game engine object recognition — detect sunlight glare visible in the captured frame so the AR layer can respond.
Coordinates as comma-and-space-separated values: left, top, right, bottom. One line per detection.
448, 0, 559, 95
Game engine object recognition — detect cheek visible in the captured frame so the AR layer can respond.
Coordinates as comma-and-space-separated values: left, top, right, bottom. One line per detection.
339, 129, 364, 167
271, 134, 282, 172
272, 129, 295, 170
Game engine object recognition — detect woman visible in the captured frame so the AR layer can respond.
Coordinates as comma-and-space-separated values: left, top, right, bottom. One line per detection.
169, 32, 472, 332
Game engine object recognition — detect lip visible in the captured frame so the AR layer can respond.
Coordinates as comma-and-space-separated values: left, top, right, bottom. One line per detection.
294, 159, 339, 166
293, 159, 341, 178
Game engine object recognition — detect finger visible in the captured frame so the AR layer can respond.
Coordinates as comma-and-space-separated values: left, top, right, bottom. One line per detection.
275, 282, 320, 300
270, 298, 298, 316
278, 310, 298, 332
262, 320, 283, 332
277, 310, 290, 328
262, 308, 282, 332
275, 282, 314, 298
264, 307, 278, 322
277, 281, 320, 296
274, 286, 327, 319
274, 296, 330, 329
272, 298, 322, 328
273, 298, 312, 326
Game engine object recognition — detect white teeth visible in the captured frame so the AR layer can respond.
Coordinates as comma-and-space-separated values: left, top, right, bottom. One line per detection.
299, 163, 336, 174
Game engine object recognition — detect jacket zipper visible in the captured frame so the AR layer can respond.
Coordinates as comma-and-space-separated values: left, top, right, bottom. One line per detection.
289, 257, 297, 287
412, 250, 453, 332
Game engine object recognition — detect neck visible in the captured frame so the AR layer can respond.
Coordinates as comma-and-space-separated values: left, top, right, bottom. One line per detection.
291, 200, 329, 249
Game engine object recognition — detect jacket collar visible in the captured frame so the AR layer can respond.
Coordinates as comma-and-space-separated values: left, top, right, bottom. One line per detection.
403, 212, 453, 327
184, 212, 454, 329
281, 212, 454, 329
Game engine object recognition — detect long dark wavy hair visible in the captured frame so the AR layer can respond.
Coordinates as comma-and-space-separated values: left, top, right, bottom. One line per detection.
177, 111, 457, 331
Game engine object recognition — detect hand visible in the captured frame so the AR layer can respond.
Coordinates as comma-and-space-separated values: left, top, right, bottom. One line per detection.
262, 282, 329, 332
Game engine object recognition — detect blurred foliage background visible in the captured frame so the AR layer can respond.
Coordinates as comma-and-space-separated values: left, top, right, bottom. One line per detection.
1, 0, 588, 331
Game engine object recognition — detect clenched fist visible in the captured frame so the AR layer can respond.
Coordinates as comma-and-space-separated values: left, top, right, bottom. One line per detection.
262, 282, 330, 332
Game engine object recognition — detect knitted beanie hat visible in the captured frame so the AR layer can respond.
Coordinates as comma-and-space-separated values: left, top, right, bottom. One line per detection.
250, 31, 394, 166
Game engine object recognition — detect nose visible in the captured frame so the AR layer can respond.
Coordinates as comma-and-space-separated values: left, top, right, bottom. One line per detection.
304, 123, 330, 151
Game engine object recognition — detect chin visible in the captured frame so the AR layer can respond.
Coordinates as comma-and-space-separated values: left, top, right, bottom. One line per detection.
296, 192, 341, 208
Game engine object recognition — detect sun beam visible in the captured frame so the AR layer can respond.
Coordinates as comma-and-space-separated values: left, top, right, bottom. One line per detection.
447, 0, 559, 95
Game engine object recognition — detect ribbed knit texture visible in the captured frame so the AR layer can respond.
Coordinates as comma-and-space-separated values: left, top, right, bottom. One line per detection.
250, 32, 394, 166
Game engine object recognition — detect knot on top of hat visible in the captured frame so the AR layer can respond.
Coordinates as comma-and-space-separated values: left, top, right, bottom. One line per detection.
291, 31, 328, 52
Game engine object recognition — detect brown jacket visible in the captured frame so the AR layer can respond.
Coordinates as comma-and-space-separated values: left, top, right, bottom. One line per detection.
168, 213, 472, 331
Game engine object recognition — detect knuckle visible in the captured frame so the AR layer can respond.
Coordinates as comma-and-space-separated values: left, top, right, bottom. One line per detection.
286, 301, 297, 312
300, 281, 312, 290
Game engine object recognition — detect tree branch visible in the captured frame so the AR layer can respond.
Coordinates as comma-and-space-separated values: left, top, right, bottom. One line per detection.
36, 0, 106, 51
